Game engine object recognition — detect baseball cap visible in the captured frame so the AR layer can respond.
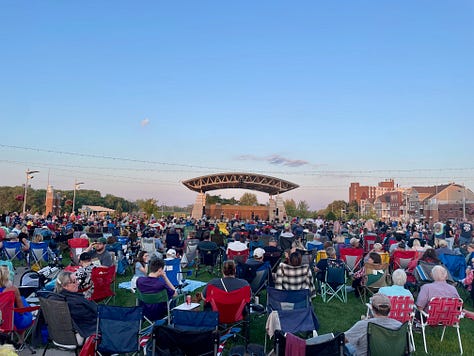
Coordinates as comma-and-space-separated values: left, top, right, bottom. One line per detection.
97, 237, 107, 244
253, 248, 265, 258
166, 249, 177, 258
371, 293, 391, 309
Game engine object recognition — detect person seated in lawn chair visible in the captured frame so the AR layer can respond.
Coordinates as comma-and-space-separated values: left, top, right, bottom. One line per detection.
83, 237, 113, 267
137, 257, 177, 321
345, 293, 402, 356
202, 260, 249, 299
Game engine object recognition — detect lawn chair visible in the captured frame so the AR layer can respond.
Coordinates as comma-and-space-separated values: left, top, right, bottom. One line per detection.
29, 241, 50, 269
265, 287, 320, 352
151, 309, 219, 356
392, 250, 418, 272
0, 290, 40, 353
366, 296, 416, 351
439, 253, 467, 282
205, 284, 251, 345
195, 245, 221, 277
315, 250, 327, 264
140, 237, 157, 255
237, 261, 270, 308
367, 322, 410, 356
135, 288, 183, 327
363, 233, 378, 253
3, 241, 25, 266
184, 238, 200, 267
227, 248, 249, 264
321, 266, 347, 303
96, 305, 143, 355
164, 257, 190, 293
67, 238, 90, 265
263, 249, 283, 273
419, 297, 464, 354
89, 265, 116, 304
339, 247, 364, 275
273, 330, 345, 356
278, 235, 294, 251
360, 262, 389, 302
38, 293, 82, 355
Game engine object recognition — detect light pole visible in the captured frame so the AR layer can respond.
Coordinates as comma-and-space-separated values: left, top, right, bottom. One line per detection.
23, 169, 39, 214
462, 184, 466, 220
72, 180, 84, 214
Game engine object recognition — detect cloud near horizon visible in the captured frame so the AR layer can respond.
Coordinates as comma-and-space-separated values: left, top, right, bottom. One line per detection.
236, 154, 309, 167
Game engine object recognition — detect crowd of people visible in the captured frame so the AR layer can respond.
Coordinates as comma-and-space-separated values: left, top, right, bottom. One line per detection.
1, 209, 473, 354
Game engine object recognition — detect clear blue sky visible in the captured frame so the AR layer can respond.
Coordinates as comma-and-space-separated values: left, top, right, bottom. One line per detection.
1, 1, 473, 210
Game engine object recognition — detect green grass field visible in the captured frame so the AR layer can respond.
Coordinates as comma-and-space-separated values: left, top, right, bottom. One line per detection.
113, 264, 474, 356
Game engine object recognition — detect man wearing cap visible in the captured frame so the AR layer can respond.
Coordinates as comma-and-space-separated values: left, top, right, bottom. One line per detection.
246, 247, 273, 285
84, 237, 113, 267
345, 293, 402, 355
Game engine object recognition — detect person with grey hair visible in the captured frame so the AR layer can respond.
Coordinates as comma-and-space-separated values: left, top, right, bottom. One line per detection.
416, 265, 459, 312
345, 293, 402, 356
378, 269, 413, 297
54, 270, 98, 338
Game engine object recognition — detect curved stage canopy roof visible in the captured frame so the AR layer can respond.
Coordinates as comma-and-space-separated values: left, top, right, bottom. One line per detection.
182, 172, 299, 195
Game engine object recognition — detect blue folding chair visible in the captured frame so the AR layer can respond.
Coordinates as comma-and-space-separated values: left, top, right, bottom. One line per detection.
3, 241, 24, 266
29, 241, 50, 268
165, 257, 190, 290
152, 310, 219, 355
96, 305, 143, 355
265, 287, 320, 352
439, 253, 467, 282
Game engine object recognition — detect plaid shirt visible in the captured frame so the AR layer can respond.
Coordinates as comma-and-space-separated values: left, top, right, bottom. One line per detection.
274, 263, 316, 297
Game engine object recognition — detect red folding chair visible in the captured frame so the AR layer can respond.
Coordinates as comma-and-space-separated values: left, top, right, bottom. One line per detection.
389, 296, 416, 351
67, 238, 90, 265
391, 250, 417, 271
205, 284, 251, 344
339, 247, 364, 274
89, 265, 116, 304
227, 248, 249, 264
420, 297, 464, 354
0, 290, 40, 353
363, 234, 378, 253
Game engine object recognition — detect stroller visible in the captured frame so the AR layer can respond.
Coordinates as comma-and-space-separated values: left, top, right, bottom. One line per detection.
19, 264, 62, 297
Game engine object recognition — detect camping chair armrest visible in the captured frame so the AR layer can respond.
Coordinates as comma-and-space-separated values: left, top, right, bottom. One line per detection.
15, 305, 40, 314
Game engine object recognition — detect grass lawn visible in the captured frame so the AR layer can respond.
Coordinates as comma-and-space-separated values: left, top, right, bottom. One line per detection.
113, 264, 474, 356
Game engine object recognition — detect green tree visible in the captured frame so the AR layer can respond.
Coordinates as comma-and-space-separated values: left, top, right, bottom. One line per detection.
325, 210, 337, 221
296, 200, 311, 218
284, 199, 297, 218
137, 198, 159, 217
239, 193, 258, 206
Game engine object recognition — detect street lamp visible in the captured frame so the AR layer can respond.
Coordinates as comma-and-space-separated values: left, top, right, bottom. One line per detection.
72, 180, 84, 214
23, 169, 39, 214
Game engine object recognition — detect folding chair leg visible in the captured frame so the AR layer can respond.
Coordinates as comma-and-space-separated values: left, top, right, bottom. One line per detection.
422, 325, 428, 353
440, 325, 446, 342
457, 327, 463, 355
